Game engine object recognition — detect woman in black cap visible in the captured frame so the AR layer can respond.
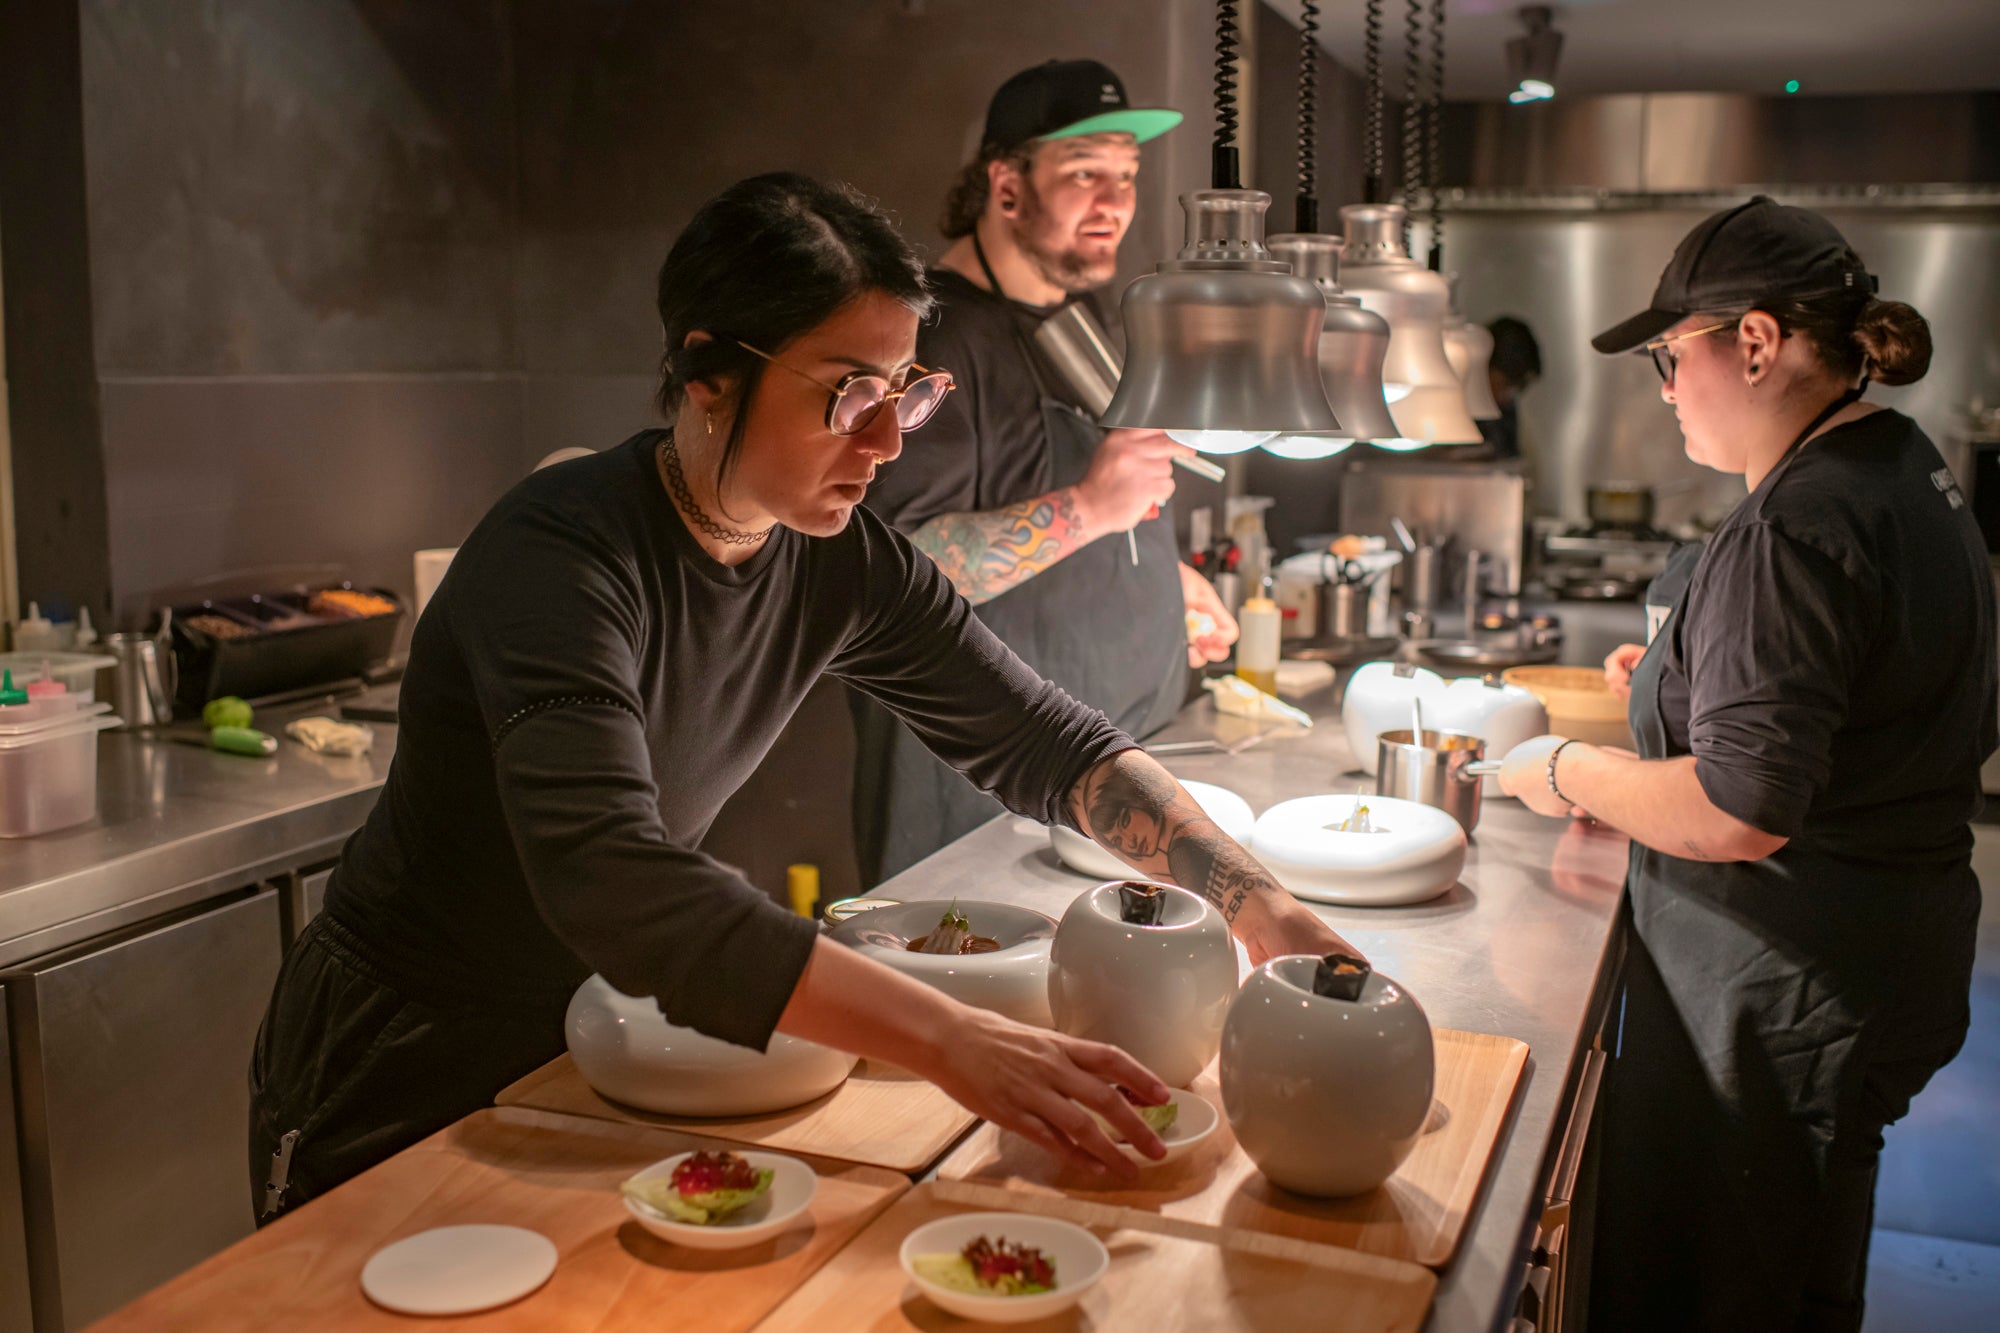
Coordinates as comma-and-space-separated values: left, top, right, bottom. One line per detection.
1500, 197, 1994, 1330
249, 172, 1350, 1221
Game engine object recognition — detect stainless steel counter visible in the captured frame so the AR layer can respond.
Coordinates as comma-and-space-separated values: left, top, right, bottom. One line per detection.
872, 684, 1631, 1333
0, 702, 395, 967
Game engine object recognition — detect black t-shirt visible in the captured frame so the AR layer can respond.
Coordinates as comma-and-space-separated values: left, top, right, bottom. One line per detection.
1659, 409, 1996, 862
866, 268, 1102, 524
326, 431, 1132, 1049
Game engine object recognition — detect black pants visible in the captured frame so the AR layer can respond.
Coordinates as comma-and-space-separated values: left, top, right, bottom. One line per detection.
1588, 883, 1977, 1332
247, 914, 568, 1223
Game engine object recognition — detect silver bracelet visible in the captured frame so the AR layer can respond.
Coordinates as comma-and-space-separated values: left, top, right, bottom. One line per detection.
1547, 739, 1579, 806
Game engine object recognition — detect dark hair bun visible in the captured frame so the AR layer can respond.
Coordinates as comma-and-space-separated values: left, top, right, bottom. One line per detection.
1854, 299, 1931, 387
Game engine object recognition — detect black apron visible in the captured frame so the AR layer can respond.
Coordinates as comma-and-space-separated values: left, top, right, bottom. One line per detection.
1589, 397, 1981, 1332
850, 248, 1187, 884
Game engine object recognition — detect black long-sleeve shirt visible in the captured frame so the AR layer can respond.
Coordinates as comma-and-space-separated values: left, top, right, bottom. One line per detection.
325, 430, 1132, 1049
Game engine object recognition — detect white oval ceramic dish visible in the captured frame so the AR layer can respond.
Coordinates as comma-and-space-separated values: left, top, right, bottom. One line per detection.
566, 975, 857, 1116
827, 900, 1057, 1027
1048, 882, 1238, 1087
1093, 1086, 1221, 1165
1340, 661, 1445, 776
1250, 793, 1467, 906
1221, 958, 1435, 1197
899, 1210, 1109, 1324
621, 1150, 816, 1250
1048, 779, 1258, 880
359, 1224, 556, 1316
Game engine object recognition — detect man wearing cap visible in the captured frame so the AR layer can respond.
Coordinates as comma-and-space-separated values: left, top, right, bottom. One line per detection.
851, 59, 1236, 884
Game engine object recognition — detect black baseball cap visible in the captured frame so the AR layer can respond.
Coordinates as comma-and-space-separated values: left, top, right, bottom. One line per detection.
981, 59, 1182, 154
1592, 196, 1878, 354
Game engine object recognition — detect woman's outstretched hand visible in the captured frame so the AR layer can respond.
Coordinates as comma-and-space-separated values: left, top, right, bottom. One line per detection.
926, 1008, 1172, 1179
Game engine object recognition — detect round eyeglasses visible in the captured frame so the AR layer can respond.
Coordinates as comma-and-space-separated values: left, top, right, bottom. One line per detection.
737, 341, 955, 436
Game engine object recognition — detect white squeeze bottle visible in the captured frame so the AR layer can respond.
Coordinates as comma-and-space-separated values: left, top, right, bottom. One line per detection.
1234, 591, 1281, 697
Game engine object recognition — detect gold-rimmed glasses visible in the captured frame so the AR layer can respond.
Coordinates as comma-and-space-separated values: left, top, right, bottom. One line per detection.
737, 341, 955, 435
1643, 320, 1737, 386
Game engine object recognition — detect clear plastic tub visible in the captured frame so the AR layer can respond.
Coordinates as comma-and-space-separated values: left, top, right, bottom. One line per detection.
0, 651, 114, 705
0, 704, 120, 838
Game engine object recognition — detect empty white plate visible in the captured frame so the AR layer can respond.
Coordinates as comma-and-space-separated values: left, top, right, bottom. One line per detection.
359, 1224, 557, 1316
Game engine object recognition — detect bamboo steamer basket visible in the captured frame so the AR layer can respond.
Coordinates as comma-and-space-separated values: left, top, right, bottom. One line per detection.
1501, 666, 1636, 750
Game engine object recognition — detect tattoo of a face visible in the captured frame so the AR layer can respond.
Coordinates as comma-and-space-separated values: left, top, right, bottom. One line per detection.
1076, 757, 1276, 923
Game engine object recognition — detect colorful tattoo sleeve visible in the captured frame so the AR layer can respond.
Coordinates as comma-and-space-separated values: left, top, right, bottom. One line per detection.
909, 488, 1091, 605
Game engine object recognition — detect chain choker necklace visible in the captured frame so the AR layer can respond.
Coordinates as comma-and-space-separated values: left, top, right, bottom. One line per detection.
657, 433, 770, 548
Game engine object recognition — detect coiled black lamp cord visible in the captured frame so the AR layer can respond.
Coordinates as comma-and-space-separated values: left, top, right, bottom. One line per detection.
1363, 0, 1385, 204
1293, 0, 1321, 233
1213, 0, 1243, 188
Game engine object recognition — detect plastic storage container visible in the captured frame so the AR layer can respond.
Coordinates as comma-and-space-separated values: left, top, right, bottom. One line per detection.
0, 703, 120, 838
0, 652, 114, 704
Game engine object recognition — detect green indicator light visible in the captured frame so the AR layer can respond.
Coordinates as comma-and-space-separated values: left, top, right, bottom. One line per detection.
1785, 79, 1800, 94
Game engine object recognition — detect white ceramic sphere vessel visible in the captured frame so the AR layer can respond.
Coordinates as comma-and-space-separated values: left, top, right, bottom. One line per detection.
828, 900, 1057, 1027
1250, 793, 1466, 907
1048, 882, 1238, 1087
1433, 676, 1549, 798
1221, 957, 1435, 1197
565, 974, 857, 1116
1341, 661, 1445, 776
1049, 779, 1257, 880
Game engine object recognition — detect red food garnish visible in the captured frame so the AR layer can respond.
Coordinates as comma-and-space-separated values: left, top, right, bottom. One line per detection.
962, 1235, 1055, 1290
671, 1150, 760, 1198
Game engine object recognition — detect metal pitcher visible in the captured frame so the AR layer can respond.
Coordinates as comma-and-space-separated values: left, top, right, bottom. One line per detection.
106, 611, 177, 728
1375, 727, 1487, 833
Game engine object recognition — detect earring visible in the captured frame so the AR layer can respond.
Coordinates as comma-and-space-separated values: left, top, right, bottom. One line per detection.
1747, 365, 1760, 386
705, 411, 714, 436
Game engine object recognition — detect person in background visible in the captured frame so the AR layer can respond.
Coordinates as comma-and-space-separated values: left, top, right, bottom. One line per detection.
1501, 197, 1993, 1330
851, 59, 1238, 886
1479, 315, 1540, 459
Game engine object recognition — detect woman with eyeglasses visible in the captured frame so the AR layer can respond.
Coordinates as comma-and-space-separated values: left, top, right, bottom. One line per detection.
248, 172, 1351, 1221
1498, 198, 1994, 1330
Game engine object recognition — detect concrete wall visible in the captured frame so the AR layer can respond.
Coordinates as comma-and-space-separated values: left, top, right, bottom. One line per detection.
80, 0, 530, 621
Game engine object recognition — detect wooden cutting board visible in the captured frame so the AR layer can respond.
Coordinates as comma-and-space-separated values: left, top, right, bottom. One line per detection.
89, 1107, 907, 1333
497, 1054, 977, 1175
756, 1182, 1436, 1332
937, 1027, 1528, 1269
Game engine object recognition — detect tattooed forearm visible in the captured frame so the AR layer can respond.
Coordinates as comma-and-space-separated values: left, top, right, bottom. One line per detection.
1069, 751, 1278, 923
910, 488, 1091, 605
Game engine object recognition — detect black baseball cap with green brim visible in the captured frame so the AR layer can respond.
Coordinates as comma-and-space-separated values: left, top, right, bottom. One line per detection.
1592, 195, 1877, 355
982, 59, 1183, 153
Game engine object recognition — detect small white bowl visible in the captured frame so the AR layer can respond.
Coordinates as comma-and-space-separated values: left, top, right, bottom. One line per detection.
621, 1151, 816, 1251
1097, 1087, 1220, 1165
899, 1211, 1108, 1324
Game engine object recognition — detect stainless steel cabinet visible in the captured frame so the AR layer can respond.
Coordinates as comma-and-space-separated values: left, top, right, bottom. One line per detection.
0, 992, 35, 1333
4, 889, 282, 1330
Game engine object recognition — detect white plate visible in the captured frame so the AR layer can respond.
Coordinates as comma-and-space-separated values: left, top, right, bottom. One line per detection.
1250, 794, 1467, 907
622, 1150, 816, 1250
359, 1224, 556, 1316
1100, 1087, 1220, 1165
899, 1211, 1108, 1324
